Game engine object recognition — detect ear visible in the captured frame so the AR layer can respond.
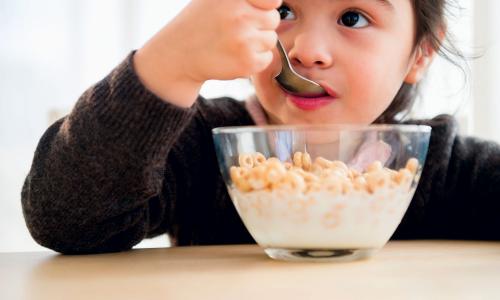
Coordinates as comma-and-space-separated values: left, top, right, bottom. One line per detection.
404, 28, 446, 84
404, 39, 438, 84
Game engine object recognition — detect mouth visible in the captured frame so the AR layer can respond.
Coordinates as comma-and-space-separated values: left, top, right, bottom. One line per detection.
281, 82, 339, 111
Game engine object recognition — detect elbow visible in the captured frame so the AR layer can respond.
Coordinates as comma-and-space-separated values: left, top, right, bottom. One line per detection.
24, 214, 145, 254
22, 199, 145, 255
21, 176, 148, 254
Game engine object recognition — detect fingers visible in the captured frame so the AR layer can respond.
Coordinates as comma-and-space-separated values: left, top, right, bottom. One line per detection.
251, 30, 278, 52
252, 51, 274, 72
247, 0, 282, 10
255, 8, 281, 30
247, 31, 277, 73
238, 1, 280, 30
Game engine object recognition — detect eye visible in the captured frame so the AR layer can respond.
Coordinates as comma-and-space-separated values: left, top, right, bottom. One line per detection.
277, 4, 296, 20
338, 11, 369, 28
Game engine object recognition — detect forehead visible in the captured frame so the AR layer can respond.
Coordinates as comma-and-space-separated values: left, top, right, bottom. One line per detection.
372, 0, 395, 9
290, 0, 414, 17
293, 0, 397, 10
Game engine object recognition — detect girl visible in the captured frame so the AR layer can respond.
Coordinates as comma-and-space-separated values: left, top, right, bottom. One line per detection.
22, 0, 500, 254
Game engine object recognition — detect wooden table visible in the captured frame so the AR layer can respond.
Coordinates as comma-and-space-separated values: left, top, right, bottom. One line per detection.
2, 241, 500, 300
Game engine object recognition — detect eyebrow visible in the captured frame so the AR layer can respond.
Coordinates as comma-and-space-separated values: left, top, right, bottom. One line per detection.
333, 0, 395, 10
374, 0, 395, 10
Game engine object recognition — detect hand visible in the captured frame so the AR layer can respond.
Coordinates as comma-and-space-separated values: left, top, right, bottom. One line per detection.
134, 0, 282, 107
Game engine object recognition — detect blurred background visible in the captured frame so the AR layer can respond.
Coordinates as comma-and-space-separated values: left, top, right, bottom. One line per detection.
1, 0, 499, 252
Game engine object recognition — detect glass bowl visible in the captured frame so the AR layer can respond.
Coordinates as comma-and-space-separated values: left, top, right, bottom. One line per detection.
212, 124, 431, 262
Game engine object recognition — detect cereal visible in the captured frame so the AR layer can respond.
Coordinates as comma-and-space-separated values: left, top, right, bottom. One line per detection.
230, 166, 251, 192
367, 160, 383, 173
279, 171, 306, 192
247, 165, 267, 190
267, 157, 281, 164
238, 154, 254, 169
230, 152, 419, 195
332, 160, 349, 174
230, 166, 245, 181
228, 152, 421, 250
353, 176, 368, 191
348, 169, 361, 181
265, 160, 287, 185
365, 170, 390, 193
293, 152, 302, 168
394, 168, 412, 185
302, 152, 312, 171
253, 152, 267, 166
406, 158, 419, 175
293, 152, 306, 169
315, 157, 333, 169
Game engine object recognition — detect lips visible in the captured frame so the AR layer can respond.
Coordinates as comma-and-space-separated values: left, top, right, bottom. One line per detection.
317, 81, 339, 98
284, 81, 339, 111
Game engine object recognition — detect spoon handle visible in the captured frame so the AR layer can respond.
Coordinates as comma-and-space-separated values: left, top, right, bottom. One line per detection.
276, 39, 293, 71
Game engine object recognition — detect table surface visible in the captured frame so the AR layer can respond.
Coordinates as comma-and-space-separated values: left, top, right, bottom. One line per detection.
2, 241, 500, 300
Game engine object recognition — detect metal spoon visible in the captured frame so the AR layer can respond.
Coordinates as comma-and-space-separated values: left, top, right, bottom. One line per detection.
275, 39, 327, 98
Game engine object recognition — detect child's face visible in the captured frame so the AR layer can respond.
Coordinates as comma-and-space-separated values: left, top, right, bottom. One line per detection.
252, 0, 431, 125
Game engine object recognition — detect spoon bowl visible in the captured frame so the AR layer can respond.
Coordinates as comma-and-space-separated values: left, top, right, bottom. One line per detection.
275, 39, 327, 98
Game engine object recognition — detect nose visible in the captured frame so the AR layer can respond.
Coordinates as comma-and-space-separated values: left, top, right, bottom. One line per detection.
288, 30, 334, 69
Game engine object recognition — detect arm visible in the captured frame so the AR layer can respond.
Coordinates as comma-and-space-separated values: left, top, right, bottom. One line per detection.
21, 54, 197, 254
22, 0, 282, 253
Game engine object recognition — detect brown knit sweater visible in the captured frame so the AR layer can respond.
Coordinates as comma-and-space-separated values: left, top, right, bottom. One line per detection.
21, 53, 500, 254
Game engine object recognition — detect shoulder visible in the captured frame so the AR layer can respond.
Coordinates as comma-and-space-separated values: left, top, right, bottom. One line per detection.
193, 96, 255, 128
404, 114, 500, 197
403, 114, 459, 170
403, 114, 461, 163
394, 115, 500, 239
404, 114, 458, 138
400, 115, 463, 204
169, 96, 255, 155
404, 114, 499, 156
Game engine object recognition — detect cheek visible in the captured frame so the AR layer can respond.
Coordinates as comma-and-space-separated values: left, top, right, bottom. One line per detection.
354, 48, 409, 94
344, 34, 413, 102
342, 58, 406, 121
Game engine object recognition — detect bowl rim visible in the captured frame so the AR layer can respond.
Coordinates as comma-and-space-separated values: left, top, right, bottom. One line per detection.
212, 124, 432, 135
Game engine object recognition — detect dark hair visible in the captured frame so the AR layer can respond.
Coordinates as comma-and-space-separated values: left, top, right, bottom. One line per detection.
374, 0, 462, 123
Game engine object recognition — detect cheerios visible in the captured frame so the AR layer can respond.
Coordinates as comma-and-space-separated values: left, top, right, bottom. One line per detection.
253, 152, 267, 166
239, 154, 254, 169
293, 152, 303, 168
406, 158, 419, 175
279, 171, 306, 192
231, 152, 419, 195
302, 152, 312, 171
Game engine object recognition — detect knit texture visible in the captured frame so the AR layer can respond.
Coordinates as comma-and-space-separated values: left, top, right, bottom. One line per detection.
21, 53, 500, 254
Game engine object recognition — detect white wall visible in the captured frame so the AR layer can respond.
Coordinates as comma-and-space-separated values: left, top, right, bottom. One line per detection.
0, 0, 496, 253
472, 0, 500, 142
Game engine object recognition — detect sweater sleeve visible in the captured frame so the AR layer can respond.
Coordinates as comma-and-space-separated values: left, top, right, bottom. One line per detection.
394, 115, 500, 240
21, 52, 197, 254
437, 135, 500, 239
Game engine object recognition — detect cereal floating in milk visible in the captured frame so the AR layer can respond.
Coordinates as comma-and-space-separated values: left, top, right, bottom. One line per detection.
227, 152, 421, 249
229, 152, 418, 195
